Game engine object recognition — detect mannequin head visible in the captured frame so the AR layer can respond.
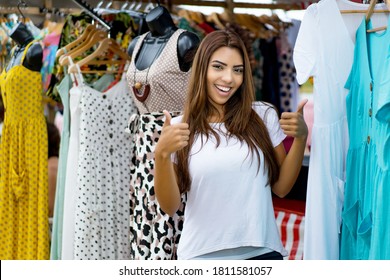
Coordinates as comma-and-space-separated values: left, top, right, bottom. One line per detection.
146, 5, 177, 37
10, 22, 34, 46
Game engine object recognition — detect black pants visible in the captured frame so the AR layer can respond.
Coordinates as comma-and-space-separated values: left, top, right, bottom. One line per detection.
247, 251, 283, 260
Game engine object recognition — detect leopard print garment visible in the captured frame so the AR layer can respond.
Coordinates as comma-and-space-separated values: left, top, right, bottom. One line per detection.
127, 112, 185, 260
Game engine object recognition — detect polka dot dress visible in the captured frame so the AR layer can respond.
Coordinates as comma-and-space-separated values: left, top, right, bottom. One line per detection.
0, 42, 49, 260
278, 35, 298, 113
73, 75, 138, 260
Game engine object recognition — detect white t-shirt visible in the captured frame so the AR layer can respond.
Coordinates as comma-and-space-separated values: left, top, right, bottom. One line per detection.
171, 102, 287, 260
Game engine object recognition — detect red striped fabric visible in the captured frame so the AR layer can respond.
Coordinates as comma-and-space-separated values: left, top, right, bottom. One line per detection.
274, 210, 305, 260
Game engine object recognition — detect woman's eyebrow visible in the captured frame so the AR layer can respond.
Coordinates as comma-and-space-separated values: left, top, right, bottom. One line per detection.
211, 60, 244, 68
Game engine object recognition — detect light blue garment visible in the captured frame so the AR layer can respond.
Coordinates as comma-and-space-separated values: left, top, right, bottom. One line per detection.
340, 16, 390, 260
50, 72, 115, 259
50, 72, 71, 260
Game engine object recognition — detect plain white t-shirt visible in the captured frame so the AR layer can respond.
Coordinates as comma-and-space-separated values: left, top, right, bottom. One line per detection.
171, 102, 287, 260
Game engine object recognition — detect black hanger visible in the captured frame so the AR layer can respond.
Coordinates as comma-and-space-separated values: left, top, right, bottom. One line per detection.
17, 0, 27, 21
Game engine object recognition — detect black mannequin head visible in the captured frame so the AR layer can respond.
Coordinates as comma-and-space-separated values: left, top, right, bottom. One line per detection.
10, 22, 34, 46
146, 5, 177, 37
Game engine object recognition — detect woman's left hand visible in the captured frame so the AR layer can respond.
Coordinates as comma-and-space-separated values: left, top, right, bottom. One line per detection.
279, 99, 308, 139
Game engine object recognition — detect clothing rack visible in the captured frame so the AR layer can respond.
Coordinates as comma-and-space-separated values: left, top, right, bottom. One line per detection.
71, 0, 112, 30
0, 6, 78, 17
118, 0, 303, 12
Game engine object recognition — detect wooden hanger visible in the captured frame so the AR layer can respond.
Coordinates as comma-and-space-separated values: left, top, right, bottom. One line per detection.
67, 38, 129, 74
206, 12, 225, 30
339, 0, 389, 33
59, 29, 108, 66
340, 0, 388, 14
366, 0, 388, 33
234, 14, 266, 39
56, 24, 96, 59
189, 11, 206, 24
177, 9, 192, 23
366, 0, 378, 22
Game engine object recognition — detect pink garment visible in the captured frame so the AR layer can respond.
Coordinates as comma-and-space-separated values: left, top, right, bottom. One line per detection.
303, 99, 314, 150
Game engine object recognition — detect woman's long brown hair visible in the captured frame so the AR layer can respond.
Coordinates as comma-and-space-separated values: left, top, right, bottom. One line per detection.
175, 30, 279, 193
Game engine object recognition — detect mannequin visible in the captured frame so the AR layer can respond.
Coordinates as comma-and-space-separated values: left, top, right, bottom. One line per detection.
125, 5, 200, 260
6, 22, 43, 72
127, 5, 200, 72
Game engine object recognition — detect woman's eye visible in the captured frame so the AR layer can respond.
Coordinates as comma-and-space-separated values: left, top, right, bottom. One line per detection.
234, 68, 244, 74
212, 64, 223, 70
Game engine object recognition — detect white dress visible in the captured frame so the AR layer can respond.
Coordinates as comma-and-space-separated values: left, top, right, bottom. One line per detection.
293, 0, 388, 260
73, 74, 138, 260
61, 69, 84, 260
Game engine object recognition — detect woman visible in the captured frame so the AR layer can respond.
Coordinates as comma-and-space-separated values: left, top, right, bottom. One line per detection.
154, 30, 308, 260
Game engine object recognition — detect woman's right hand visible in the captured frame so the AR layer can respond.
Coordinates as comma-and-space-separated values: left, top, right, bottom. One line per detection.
155, 110, 190, 159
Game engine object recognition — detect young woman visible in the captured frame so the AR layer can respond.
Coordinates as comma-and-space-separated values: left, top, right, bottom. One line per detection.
154, 30, 308, 260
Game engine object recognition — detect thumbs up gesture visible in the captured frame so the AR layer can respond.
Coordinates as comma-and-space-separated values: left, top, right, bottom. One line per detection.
279, 99, 309, 139
155, 110, 191, 158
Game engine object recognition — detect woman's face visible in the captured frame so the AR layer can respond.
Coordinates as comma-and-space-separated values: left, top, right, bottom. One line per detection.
206, 46, 244, 117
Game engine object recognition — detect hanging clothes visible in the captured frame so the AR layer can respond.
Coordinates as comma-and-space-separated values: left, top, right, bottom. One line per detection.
0, 41, 49, 260
50, 68, 71, 260
125, 29, 191, 259
276, 31, 298, 113
293, 0, 388, 260
259, 37, 281, 114
60, 59, 116, 260
293, 0, 352, 260
340, 15, 390, 260
48, 12, 94, 103
41, 30, 61, 95
72, 69, 137, 260
126, 112, 185, 260
60, 61, 84, 260
252, 38, 264, 101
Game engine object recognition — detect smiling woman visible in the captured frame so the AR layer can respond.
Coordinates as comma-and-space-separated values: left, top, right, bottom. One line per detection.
154, 29, 309, 260
206, 46, 244, 121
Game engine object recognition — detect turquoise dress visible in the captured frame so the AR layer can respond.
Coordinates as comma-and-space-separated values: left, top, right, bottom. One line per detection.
50, 71, 115, 259
340, 16, 390, 260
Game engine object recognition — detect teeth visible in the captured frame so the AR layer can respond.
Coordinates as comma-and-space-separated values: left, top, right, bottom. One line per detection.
216, 85, 231, 92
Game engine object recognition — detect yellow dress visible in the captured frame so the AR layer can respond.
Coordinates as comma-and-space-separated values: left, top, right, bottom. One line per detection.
0, 41, 49, 259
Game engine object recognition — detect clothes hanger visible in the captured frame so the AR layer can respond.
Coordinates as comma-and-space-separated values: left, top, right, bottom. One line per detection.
340, 0, 388, 14
121, 0, 130, 10
366, 0, 378, 22
189, 11, 206, 24
143, 0, 155, 13
56, 24, 96, 58
67, 38, 128, 74
59, 29, 108, 66
206, 12, 225, 30
338, 0, 388, 33
58, 27, 101, 64
177, 9, 192, 23
366, 0, 388, 33
233, 14, 261, 38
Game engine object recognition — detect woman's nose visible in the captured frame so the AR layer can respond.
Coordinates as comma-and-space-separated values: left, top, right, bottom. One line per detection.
221, 69, 233, 83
